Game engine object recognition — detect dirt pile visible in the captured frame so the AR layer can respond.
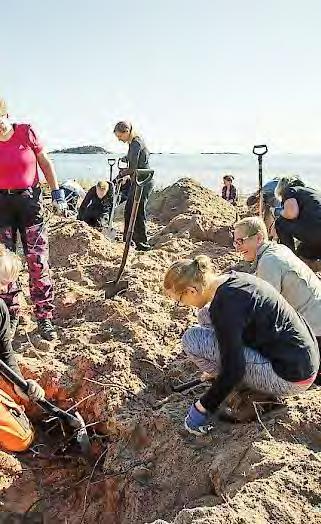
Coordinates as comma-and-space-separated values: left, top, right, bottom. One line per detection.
1, 179, 321, 523
149, 178, 236, 246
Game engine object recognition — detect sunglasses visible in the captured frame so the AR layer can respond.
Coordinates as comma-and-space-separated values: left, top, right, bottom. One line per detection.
233, 232, 257, 247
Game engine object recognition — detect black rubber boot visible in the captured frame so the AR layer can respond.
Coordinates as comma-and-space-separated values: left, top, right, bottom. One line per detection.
37, 319, 57, 341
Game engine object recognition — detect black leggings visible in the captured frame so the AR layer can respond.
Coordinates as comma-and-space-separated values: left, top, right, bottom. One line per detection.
275, 216, 321, 259
123, 180, 154, 244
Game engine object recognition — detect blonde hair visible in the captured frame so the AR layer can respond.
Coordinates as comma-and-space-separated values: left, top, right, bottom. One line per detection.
96, 180, 109, 191
0, 245, 21, 284
275, 176, 304, 199
235, 216, 268, 242
0, 98, 8, 116
164, 255, 215, 294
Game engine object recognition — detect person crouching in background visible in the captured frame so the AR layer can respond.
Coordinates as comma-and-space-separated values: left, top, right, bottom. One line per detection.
78, 180, 114, 229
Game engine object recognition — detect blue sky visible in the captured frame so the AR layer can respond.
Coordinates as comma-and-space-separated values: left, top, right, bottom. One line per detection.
3, 1, 321, 153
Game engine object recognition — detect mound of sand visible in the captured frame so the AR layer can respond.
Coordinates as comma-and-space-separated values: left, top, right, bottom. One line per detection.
149, 178, 236, 246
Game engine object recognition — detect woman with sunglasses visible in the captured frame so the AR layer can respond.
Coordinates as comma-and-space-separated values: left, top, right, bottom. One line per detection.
163, 255, 319, 435
113, 121, 154, 251
0, 97, 67, 340
233, 216, 321, 383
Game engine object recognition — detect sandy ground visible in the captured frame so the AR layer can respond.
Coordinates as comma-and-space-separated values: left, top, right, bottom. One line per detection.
1, 178, 321, 523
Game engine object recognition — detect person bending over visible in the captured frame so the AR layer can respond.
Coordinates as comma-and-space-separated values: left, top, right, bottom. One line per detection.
163, 256, 319, 435
233, 216, 321, 383
275, 176, 321, 260
78, 180, 113, 229
60, 180, 86, 213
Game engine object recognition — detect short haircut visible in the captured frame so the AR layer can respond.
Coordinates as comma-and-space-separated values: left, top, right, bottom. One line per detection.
235, 216, 268, 242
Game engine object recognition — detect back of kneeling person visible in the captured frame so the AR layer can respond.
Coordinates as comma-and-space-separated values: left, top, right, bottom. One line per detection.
78, 180, 113, 228
163, 256, 319, 435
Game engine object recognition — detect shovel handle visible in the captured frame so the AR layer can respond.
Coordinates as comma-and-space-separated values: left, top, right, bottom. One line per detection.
0, 359, 81, 428
108, 158, 116, 166
135, 169, 154, 186
253, 144, 268, 156
172, 378, 203, 393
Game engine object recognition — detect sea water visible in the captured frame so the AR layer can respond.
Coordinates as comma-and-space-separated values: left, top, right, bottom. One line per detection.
50, 152, 321, 195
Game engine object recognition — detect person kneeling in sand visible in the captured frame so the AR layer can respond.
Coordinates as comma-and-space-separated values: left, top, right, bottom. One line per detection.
77, 180, 114, 229
234, 216, 321, 383
163, 256, 319, 435
0, 246, 44, 450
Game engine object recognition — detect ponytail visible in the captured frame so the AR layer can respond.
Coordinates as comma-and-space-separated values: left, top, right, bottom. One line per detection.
164, 256, 215, 294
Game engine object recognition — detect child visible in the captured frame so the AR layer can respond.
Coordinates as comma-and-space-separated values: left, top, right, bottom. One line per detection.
222, 175, 238, 206
163, 256, 319, 435
0, 245, 44, 402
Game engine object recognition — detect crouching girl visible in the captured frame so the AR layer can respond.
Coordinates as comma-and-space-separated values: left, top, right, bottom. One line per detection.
163, 256, 319, 435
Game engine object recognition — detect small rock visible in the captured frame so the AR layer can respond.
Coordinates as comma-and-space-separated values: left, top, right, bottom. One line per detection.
131, 466, 153, 482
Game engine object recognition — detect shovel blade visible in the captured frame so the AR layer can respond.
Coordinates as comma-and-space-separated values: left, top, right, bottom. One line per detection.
104, 279, 129, 299
104, 227, 117, 241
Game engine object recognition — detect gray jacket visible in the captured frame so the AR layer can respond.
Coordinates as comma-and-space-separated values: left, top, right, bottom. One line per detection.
253, 242, 321, 336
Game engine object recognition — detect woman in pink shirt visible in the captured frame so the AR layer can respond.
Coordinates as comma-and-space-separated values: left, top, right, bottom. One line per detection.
0, 97, 67, 341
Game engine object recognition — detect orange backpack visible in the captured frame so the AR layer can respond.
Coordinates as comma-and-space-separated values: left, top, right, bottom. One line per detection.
0, 388, 34, 452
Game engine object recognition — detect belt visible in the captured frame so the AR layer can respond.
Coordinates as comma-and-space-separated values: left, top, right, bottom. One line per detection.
0, 186, 38, 195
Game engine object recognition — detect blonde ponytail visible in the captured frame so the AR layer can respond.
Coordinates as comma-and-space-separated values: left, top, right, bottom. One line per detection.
164, 255, 215, 294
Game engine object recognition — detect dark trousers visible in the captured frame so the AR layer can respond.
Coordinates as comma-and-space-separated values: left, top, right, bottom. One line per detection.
123, 180, 154, 245
275, 216, 321, 259
0, 188, 54, 320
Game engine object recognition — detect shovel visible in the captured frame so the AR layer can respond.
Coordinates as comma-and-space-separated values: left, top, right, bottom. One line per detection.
104, 180, 122, 241
107, 158, 116, 182
0, 359, 91, 457
253, 145, 268, 218
104, 168, 154, 299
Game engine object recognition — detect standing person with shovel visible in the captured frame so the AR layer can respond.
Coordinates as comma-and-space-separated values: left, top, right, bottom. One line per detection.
114, 121, 154, 251
0, 97, 67, 341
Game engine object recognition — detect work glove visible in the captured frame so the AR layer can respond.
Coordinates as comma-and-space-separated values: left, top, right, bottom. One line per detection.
14, 379, 45, 403
184, 402, 212, 436
52, 189, 68, 215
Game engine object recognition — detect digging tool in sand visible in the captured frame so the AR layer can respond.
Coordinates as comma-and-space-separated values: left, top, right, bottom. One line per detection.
253, 144, 268, 218
104, 168, 154, 299
104, 180, 122, 241
107, 158, 116, 181
0, 359, 92, 457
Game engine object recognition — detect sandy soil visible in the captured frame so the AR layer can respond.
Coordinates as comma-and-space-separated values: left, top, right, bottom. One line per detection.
1, 178, 321, 523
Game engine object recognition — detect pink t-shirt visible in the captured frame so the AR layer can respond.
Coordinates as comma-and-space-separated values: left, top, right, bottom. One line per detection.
0, 124, 43, 189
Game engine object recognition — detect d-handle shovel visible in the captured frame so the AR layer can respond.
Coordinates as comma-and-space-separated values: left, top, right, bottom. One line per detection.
104, 169, 154, 299
253, 144, 268, 218
108, 158, 116, 181
0, 359, 91, 457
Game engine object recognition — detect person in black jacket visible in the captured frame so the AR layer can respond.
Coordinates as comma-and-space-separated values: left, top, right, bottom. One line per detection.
114, 121, 154, 251
274, 176, 321, 260
78, 180, 113, 229
163, 255, 319, 435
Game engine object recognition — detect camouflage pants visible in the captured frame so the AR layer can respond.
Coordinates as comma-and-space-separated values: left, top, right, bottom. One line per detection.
0, 223, 54, 320
0, 188, 54, 320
